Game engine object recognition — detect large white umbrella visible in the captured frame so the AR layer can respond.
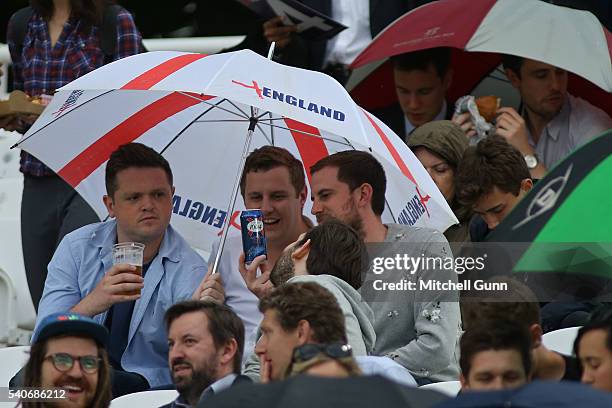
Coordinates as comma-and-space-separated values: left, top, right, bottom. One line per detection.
15, 50, 457, 264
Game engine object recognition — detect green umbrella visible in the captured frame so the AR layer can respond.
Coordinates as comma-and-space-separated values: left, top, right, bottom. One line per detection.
487, 129, 612, 277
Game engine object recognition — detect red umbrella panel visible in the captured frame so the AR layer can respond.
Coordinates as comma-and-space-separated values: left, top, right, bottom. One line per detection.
348, 0, 612, 115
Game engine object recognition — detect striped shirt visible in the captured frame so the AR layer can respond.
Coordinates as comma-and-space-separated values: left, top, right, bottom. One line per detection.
7, 7, 143, 176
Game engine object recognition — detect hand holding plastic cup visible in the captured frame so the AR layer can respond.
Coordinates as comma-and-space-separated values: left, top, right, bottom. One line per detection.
112, 242, 145, 296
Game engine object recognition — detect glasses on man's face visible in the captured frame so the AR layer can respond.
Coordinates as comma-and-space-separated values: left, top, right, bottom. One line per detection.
44, 353, 101, 374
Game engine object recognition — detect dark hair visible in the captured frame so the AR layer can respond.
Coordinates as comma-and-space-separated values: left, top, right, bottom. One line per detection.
460, 319, 532, 378
105, 143, 173, 198
574, 315, 612, 360
461, 277, 541, 332
259, 282, 347, 344
300, 219, 368, 290
311, 151, 387, 215
391, 47, 452, 78
165, 300, 245, 374
502, 54, 524, 78
239, 146, 306, 198
31, 0, 110, 27
22, 335, 112, 408
456, 136, 530, 209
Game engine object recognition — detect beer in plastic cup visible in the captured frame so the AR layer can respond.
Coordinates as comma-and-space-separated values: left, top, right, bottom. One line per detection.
112, 242, 145, 296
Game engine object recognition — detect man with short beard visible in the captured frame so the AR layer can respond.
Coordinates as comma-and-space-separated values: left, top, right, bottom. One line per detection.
242, 219, 375, 356
309, 151, 461, 383
161, 301, 250, 408
241, 221, 416, 386
21, 312, 112, 408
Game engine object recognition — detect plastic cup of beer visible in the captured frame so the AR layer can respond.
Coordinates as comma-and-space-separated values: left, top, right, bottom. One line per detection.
112, 242, 145, 296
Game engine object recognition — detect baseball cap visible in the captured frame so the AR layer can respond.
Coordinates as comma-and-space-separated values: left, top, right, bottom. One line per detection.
32, 313, 109, 346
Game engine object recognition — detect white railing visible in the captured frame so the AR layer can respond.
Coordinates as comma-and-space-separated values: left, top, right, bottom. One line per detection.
0, 35, 245, 98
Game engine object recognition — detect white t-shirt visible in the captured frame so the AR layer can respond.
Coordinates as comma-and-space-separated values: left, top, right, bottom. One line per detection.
209, 233, 262, 362
324, 0, 372, 66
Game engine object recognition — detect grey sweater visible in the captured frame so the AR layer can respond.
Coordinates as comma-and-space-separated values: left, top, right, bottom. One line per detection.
361, 223, 461, 382
243, 274, 376, 380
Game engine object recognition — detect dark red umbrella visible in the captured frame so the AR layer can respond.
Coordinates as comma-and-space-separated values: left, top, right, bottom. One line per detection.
349, 0, 612, 115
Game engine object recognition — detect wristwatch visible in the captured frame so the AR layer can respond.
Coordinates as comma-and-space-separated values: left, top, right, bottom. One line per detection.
524, 154, 538, 169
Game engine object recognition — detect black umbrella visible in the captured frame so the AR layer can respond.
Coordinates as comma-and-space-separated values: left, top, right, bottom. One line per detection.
204, 375, 448, 408
434, 380, 612, 408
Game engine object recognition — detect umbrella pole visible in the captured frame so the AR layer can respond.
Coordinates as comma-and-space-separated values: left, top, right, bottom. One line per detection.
210, 121, 256, 274
211, 42, 275, 274
267, 42, 276, 59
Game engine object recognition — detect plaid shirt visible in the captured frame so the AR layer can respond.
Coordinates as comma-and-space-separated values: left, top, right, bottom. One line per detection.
7, 8, 143, 176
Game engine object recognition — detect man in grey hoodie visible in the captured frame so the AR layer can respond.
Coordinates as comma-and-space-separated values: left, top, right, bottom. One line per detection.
309, 151, 461, 383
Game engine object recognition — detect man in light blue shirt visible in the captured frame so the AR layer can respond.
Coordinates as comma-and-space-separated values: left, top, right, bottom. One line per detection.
35, 143, 207, 389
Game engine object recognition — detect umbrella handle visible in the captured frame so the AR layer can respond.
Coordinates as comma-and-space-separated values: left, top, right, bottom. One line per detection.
267, 42, 276, 60
210, 127, 255, 275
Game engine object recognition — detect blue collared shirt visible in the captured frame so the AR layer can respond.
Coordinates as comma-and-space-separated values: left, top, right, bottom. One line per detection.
35, 220, 207, 386
7, 8, 144, 176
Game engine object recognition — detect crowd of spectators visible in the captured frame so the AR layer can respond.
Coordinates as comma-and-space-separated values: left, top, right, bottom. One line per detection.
2, 0, 612, 407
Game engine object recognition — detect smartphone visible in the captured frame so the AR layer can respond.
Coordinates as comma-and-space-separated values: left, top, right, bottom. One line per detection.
240, 209, 268, 264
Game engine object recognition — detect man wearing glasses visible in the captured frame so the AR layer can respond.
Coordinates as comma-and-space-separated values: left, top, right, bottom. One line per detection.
19, 312, 112, 408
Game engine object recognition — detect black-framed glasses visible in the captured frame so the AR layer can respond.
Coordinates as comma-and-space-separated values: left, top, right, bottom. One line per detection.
292, 343, 353, 364
44, 353, 101, 374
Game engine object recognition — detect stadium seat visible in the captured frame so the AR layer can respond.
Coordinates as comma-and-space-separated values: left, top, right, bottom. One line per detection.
0, 268, 17, 344
110, 389, 178, 408
542, 326, 581, 356
0, 177, 36, 336
419, 380, 461, 396
0, 131, 37, 339
0, 346, 30, 387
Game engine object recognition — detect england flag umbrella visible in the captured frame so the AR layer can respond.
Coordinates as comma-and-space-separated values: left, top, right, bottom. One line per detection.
14, 49, 457, 264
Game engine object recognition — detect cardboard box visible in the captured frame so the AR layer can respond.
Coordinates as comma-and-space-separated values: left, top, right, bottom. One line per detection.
0, 90, 46, 117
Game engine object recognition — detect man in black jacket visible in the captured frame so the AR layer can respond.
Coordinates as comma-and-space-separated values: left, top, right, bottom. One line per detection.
374, 48, 455, 143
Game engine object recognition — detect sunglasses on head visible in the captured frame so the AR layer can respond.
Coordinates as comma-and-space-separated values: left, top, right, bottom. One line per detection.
44, 353, 101, 374
292, 342, 353, 364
